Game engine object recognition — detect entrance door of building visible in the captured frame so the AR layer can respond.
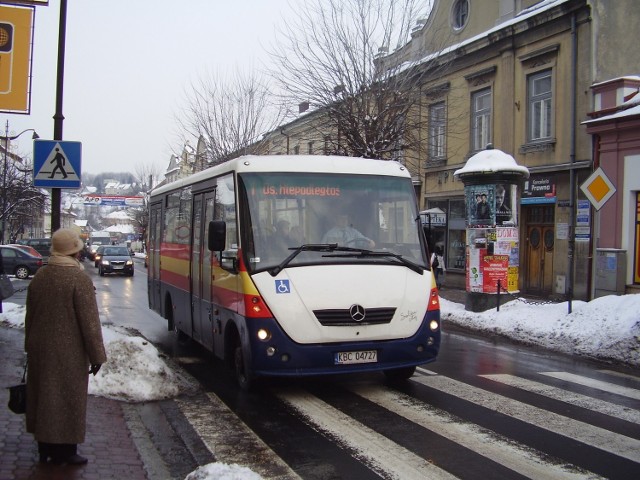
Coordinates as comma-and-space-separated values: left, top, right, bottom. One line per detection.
523, 206, 555, 296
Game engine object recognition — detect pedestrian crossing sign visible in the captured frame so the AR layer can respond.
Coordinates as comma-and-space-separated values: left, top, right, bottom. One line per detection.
33, 139, 82, 188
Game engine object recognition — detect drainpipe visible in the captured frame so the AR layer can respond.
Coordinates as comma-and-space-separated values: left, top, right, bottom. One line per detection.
280, 128, 289, 155
567, 12, 577, 313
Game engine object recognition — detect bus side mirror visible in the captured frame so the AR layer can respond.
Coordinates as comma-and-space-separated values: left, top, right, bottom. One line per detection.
208, 220, 226, 251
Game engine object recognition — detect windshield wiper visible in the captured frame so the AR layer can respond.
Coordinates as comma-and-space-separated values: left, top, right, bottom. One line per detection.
323, 250, 425, 274
268, 243, 343, 276
269, 243, 424, 276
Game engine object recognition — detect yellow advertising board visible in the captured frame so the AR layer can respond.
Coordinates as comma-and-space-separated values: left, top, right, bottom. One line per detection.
0, 4, 34, 114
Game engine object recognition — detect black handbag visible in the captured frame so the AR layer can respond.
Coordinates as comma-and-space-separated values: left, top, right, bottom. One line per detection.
7, 362, 27, 414
0, 274, 14, 301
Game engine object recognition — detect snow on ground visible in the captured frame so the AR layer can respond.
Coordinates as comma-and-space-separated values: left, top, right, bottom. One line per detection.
439, 294, 640, 367
2, 291, 639, 479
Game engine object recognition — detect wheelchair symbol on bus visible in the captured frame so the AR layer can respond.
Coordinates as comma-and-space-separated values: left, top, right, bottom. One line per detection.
276, 279, 290, 294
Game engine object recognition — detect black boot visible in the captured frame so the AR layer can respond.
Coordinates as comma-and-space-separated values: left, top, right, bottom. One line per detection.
51, 444, 88, 465
38, 442, 52, 463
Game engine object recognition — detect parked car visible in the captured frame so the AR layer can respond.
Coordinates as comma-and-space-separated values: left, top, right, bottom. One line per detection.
17, 238, 51, 263
0, 245, 44, 279
7, 244, 43, 259
93, 245, 105, 268
97, 246, 134, 277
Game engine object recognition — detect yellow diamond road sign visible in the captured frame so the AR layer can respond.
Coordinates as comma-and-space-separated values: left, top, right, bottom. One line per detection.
580, 167, 616, 211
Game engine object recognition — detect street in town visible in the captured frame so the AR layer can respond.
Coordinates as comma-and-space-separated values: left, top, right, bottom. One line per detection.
1, 256, 639, 479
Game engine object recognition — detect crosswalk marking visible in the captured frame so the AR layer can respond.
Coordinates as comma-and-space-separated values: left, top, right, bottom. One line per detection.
598, 370, 640, 382
540, 372, 640, 400
481, 373, 640, 425
276, 388, 458, 480
176, 393, 301, 480
349, 384, 599, 480
412, 374, 640, 463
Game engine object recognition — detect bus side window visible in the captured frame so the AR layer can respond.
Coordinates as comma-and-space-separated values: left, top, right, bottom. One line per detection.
208, 220, 226, 251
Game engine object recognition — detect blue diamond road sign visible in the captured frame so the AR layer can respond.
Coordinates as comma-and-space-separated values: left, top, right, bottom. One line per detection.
33, 139, 82, 188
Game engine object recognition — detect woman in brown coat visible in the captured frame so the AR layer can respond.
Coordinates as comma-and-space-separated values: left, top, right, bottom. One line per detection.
25, 228, 107, 465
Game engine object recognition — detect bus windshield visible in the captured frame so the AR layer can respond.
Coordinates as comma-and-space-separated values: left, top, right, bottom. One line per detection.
238, 171, 427, 273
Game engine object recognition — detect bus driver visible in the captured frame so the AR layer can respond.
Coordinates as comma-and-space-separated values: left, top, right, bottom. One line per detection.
322, 214, 375, 248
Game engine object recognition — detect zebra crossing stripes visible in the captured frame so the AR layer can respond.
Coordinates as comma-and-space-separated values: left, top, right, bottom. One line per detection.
539, 371, 640, 400
412, 373, 640, 463
348, 384, 596, 480
176, 392, 301, 480
480, 373, 640, 425
598, 369, 640, 382
276, 388, 458, 480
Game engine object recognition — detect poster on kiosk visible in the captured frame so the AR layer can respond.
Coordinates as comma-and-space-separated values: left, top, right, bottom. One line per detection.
465, 183, 520, 294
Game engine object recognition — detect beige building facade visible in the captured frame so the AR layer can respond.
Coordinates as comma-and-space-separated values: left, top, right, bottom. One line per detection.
167, 0, 639, 300
263, 0, 639, 300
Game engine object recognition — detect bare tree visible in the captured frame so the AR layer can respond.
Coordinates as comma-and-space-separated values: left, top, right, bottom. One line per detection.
134, 161, 162, 193
128, 161, 162, 246
179, 69, 285, 165
268, 0, 452, 161
2, 159, 46, 243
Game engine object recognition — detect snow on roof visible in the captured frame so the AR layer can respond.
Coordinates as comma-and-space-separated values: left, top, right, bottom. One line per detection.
392, 0, 568, 75
590, 75, 640, 89
105, 224, 135, 234
105, 210, 132, 220
454, 148, 529, 178
583, 104, 640, 125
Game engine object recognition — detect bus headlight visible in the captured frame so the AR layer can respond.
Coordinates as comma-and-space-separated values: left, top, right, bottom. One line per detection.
257, 328, 271, 341
429, 320, 439, 331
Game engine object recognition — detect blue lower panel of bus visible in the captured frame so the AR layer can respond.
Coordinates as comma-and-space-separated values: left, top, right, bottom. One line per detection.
243, 311, 441, 377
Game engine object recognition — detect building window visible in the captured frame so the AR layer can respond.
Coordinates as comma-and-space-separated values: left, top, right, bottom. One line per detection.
528, 70, 552, 141
452, 0, 469, 30
471, 88, 492, 151
308, 141, 314, 154
293, 145, 300, 155
428, 102, 446, 161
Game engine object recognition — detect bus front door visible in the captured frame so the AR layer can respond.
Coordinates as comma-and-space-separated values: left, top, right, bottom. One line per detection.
191, 192, 216, 351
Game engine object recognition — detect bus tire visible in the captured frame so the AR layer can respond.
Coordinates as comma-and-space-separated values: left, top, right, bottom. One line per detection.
383, 366, 416, 381
234, 345, 253, 391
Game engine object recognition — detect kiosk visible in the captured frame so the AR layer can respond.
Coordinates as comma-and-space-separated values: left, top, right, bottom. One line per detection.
454, 146, 529, 312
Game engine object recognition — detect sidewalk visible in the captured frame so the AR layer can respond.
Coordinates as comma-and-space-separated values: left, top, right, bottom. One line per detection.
1, 326, 150, 480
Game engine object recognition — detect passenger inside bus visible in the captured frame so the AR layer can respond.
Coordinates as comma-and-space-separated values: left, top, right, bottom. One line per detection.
272, 219, 297, 256
322, 214, 375, 249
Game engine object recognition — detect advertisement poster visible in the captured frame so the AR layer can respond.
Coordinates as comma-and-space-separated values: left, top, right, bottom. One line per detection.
468, 247, 483, 292
465, 183, 517, 227
482, 255, 509, 293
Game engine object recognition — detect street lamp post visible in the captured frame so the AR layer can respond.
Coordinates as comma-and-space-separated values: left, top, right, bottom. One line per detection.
1, 120, 39, 244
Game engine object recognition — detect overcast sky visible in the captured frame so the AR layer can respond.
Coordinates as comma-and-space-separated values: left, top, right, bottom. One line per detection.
3, 0, 293, 177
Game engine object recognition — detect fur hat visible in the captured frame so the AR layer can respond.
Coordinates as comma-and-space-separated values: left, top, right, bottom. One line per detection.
51, 228, 84, 256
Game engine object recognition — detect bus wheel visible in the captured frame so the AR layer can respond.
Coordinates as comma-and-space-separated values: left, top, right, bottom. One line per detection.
383, 366, 416, 381
234, 346, 253, 391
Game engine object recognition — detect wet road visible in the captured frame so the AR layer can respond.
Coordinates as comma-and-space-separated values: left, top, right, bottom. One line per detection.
71, 259, 640, 478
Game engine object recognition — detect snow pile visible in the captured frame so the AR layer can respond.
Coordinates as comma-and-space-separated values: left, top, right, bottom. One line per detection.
440, 294, 640, 366
91, 325, 199, 401
184, 463, 263, 480
0, 303, 198, 402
